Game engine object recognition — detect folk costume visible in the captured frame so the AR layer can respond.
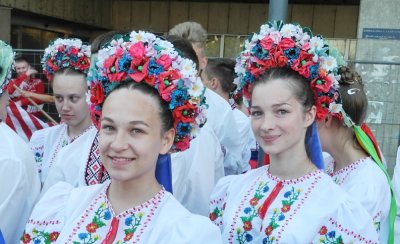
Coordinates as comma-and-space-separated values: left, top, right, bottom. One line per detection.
209, 21, 379, 243
23, 31, 222, 243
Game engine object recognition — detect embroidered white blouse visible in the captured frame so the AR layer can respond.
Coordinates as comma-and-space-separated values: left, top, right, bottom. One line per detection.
325, 156, 391, 243
209, 165, 379, 243
22, 181, 223, 243
29, 123, 95, 185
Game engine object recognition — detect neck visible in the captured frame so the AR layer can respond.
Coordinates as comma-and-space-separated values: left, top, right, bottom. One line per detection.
67, 117, 92, 138
268, 144, 316, 180
325, 128, 368, 171
107, 177, 161, 215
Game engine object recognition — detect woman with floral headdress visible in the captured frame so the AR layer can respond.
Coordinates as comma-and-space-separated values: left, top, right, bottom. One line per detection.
29, 38, 102, 191
0, 40, 40, 244
208, 21, 379, 243
318, 65, 394, 243
21, 31, 222, 243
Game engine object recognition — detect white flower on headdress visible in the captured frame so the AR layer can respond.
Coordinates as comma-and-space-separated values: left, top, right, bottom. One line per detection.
130, 31, 156, 44
320, 56, 337, 72
329, 102, 342, 114
280, 24, 298, 38
110, 38, 124, 47
175, 57, 196, 79
259, 24, 274, 36
309, 36, 324, 52
187, 77, 204, 98
269, 31, 282, 44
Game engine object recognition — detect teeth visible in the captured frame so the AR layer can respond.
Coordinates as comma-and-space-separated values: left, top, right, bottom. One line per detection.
111, 157, 134, 161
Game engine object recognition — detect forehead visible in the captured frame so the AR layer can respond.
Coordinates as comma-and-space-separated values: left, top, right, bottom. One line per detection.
15, 61, 28, 67
52, 73, 87, 93
251, 79, 296, 106
102, 89, 161, 124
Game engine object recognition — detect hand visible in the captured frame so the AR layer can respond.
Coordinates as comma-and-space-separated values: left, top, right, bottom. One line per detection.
26, 67, 38, 77
20, 91, 31, 98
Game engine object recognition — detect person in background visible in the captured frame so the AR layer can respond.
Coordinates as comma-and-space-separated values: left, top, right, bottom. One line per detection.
7, 56, 47, 117
29, 38, 96, 189
209, 21, 379, 243
0, 40, 40, 244
170, 21, 247, 175
22, 31, 222, 243
318, 65, 393, 243
203, 57, 256, 171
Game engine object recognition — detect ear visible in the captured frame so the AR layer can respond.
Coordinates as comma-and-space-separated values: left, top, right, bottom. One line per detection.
304, 105, 316, 128
159, 128, 175, 154
209, 77, 219, 90
323, 114, 334, 128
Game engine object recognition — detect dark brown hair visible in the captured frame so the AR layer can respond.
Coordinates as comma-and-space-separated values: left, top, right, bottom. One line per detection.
205, 58, 236, 94
337, 66, 367, 125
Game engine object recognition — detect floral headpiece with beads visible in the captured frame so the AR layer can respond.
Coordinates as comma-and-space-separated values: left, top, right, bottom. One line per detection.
0, 40, 14, 96
234, 21, 341, 121
42, 38, 91, 81
88, 31, 207, 152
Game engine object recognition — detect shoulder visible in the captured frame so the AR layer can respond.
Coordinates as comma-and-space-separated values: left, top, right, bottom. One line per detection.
152, 193, 223, 243
30, 124, 64, 142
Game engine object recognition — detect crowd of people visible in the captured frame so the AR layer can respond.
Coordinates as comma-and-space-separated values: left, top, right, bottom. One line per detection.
0, 19, 399, 243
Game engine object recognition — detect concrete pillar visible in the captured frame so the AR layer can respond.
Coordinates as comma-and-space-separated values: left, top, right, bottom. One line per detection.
0, 7, 11, 43
268, 0, 288, 22
356, 0, 400, 176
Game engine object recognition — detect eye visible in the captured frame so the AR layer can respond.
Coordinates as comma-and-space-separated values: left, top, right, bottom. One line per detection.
131, 128, 144, 134
70, 95, 80, 103
277, 109, 289, 116
54, 96, 63, 103
250, 110, 262, 117
101, 125, 115, 132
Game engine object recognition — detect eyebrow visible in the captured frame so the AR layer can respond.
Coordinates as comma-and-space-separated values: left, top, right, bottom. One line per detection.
251, 102, 291, 110
101, 117, 150, 127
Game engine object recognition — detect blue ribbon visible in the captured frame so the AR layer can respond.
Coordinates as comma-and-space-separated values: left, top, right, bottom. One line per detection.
155, 154, 173, 194
305, 122, 324, 169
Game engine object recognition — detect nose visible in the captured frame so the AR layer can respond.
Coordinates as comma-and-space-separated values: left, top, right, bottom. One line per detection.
259, 114, 275, 132
110, 130, 129, 152
60, 100, 71, 112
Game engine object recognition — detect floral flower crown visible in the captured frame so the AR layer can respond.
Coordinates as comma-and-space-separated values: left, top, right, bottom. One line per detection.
88, 31, 207, 152
0, 40, 14, 96
234, 21, 341, 121
41, 38, 91, 81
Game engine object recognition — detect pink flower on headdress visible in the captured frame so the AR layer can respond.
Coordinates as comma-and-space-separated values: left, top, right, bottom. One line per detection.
90, 82, 105, 105
70, 47, 79, 55
156, 54, 172, 70
129, 42, 145, 66
277, 38, 296, 50
273, 48, 288, 67
260, 37, 274, 50
104, 56, 117, 70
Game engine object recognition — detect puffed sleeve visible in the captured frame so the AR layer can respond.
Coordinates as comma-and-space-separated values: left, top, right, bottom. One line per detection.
209, 175, 236, 230
21, 182, 73, 244
311, 197, 379, 243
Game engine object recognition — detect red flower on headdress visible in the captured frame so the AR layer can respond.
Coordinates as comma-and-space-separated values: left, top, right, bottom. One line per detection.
311, 75, 332, 93
76, 57, 90, 71
90, 82, 105, 105
173, 102, 197, 124
175, 136, 190, 151
70, 47, 79, 55
315, 96, 332, 120
129, 42, 146, 66
47, 59, 59, 73
128, 59, 149, 82
292, 51, 314, 79
103, 56, 117, 70
273, 48, 288, 67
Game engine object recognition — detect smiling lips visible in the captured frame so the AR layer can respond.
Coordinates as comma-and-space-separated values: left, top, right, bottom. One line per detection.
108, 156, 135, 166
260, 135, 280, 143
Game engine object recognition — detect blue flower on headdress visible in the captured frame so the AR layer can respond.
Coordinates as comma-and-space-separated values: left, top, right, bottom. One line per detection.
148, 59, 164, 76
118, 53, 132, 73
243, 72, 255, 83
176, 122, 192, 136
309, 64, 319, 80
170, 89, 188, 109
251, 43, 269, 60
283, 48, 300, 64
